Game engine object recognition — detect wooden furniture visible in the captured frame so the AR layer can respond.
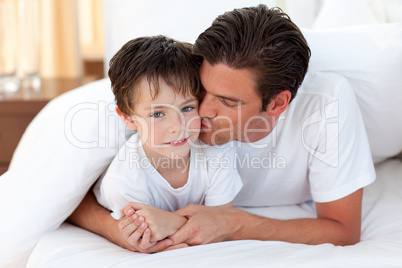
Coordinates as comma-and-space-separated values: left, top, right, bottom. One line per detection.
0, 78, 95, 175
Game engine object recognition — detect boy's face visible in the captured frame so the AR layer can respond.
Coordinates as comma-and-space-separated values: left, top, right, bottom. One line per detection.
129, 77, 200, 160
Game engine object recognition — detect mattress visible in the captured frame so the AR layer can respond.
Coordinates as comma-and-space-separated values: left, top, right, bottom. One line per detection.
27, 159, 402, 267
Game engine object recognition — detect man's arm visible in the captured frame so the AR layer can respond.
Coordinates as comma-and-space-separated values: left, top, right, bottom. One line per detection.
67, 190, 174, 252
67, 190, 137, 251
169, 189, 363, 246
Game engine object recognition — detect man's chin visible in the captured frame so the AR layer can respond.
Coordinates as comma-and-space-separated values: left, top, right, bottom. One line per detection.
198, 132, 231, 146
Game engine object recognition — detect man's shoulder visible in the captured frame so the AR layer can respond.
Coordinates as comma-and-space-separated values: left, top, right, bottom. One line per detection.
298, 71, 352, 98
289, 71, 355, 114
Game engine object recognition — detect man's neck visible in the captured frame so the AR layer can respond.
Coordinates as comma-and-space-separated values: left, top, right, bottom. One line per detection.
238, 115, 278, 143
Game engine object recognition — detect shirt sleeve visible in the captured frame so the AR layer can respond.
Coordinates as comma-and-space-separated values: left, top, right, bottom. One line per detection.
93, 154, 150, 220
203, 142, 243, 206
307, 78, 376, 202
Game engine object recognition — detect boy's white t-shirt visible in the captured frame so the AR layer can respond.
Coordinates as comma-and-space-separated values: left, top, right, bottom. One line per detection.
233, 72, 376, 207
94, 135, 242, 220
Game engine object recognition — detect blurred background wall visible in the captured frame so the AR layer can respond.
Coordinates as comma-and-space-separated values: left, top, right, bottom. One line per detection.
5, 0, 402, 82
40, 0, 104, 79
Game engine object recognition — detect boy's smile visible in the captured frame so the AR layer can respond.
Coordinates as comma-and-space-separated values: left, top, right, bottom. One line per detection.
123, 77, 201, 161
164, 137, 189, 146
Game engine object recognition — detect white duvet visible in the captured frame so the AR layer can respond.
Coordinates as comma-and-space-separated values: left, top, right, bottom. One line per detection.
27, 159, 402, 268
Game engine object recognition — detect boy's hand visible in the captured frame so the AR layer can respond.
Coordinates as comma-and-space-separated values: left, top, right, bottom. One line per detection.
119, 202, 188, 252
119, 213, 175, 251
127, 203, 188, 242
118, 215, 156, 250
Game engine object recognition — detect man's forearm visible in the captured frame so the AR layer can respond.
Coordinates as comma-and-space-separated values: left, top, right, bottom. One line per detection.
233, 211, 359, 246
231, 190, 363, 246
67, 191, 124, 247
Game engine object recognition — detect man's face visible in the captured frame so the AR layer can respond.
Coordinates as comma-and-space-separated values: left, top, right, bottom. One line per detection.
198, 60, 274, 145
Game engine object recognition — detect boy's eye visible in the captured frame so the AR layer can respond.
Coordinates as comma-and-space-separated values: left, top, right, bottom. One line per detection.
151, 112, 164, 118
181, 106, 194, 112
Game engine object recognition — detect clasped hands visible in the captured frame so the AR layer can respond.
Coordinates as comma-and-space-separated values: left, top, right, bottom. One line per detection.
118, 202, 234, 253
118, 202, 188, 252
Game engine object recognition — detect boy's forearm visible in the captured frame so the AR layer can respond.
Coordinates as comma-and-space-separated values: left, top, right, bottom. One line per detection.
171, 212, 188, 233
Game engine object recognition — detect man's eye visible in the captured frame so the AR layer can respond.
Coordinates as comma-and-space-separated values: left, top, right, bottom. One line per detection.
182, 106, 194, 112
222, 99, 239, 107
151, 112, 164, 118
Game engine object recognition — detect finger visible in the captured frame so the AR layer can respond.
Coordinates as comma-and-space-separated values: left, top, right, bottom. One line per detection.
130, 215, 145, 229
121, 202, 144, 216
168, 225, 188, 245
118, 213, 139, 232
128, 202, 147, 212
125, 208, 135, 217
140, 228, 157, 249
162, 242, 189, 251
141, 239, 173, 253
120, 220, 140, 241
127, 221, 148, 246
174, 204, 198, 217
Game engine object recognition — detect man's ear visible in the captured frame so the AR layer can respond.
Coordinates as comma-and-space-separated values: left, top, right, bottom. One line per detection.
266, 90, 291, 117
116, 107, 137, 131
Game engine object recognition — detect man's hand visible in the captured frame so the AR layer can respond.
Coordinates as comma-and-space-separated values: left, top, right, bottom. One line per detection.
165, 189, 364, 247
168, 204, 240, 246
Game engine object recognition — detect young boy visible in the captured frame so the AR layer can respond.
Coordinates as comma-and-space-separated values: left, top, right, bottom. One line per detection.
93, 36, 242, 250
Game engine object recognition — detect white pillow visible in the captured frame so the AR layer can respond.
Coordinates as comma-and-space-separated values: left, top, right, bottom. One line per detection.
383, 2, 402, 23
312, 0, 387, 29
303, 23, 402, 163
0, 79, 132, 267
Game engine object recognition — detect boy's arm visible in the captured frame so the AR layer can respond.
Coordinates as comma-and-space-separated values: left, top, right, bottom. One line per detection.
67, 191, 173, 252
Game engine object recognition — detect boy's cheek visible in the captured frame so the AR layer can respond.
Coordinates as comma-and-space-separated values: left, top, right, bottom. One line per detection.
189, 116, 202, 130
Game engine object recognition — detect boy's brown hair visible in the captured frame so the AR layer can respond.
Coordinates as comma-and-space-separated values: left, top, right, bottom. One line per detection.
109, 35, 202, 115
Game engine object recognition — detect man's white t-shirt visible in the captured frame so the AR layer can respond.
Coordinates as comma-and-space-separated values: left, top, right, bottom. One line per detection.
94, 135, 242, 220
233, 72, 376, 207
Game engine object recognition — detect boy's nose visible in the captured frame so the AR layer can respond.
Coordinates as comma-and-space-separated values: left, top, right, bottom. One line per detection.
167, 113, 184, 135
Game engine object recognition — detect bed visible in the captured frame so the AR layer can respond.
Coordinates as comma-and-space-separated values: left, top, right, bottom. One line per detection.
26, 159, 402, 267
1, 1, 402, 267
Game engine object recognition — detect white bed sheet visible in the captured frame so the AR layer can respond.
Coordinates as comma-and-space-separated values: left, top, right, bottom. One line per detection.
27, 159, 402, 268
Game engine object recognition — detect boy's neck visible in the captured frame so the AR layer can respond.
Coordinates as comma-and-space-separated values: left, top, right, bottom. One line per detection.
142, 145, 191, 189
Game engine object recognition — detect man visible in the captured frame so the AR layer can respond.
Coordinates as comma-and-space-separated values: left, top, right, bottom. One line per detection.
68, 4, 375, 252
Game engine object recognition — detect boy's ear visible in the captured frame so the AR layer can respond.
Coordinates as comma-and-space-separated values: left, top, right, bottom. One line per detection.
116, 107, 137, 131
266, 90, 291, 117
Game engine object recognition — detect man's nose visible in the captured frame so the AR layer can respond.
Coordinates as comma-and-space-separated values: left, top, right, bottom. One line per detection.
199, 94, 217, 119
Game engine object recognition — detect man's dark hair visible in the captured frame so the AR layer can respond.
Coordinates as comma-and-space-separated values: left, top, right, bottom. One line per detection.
109, 35, 202, 115
193, 4, 310, 111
